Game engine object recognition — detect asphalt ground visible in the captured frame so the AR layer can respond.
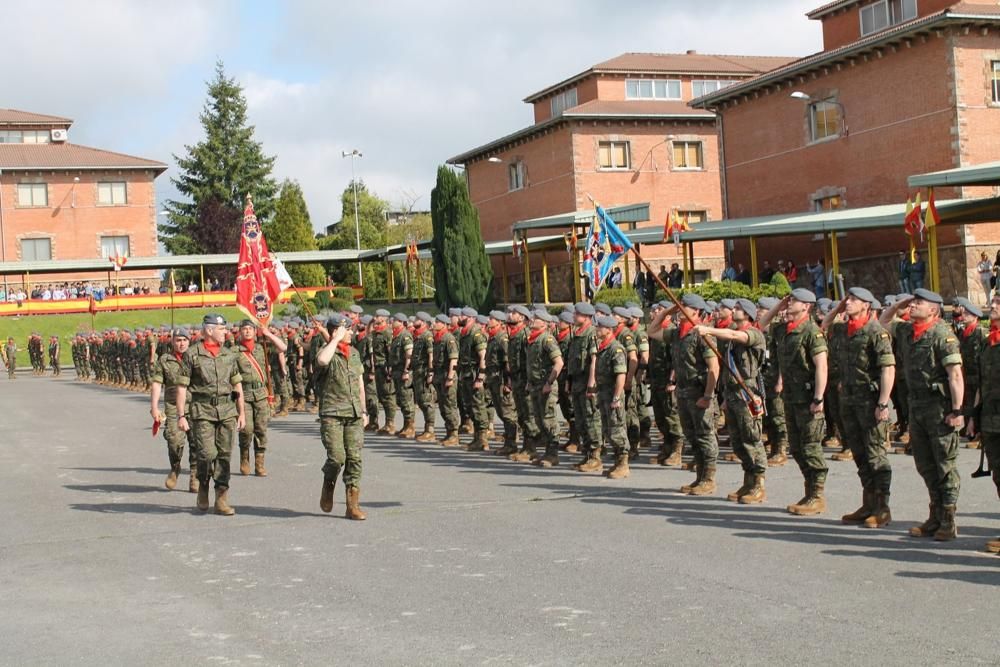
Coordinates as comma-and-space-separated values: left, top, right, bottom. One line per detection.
2, 371, 998, 666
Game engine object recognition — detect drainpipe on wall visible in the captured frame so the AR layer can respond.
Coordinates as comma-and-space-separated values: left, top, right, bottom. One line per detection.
0, 168, 7, 294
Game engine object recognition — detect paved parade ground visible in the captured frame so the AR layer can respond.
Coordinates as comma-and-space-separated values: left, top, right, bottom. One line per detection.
2, 373, 998, 666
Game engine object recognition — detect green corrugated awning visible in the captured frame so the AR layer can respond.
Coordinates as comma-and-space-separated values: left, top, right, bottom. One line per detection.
485, 234, 568, 256
908, 161, 1000, 188
512, 203, 650, 232
628, 197, 1000, 244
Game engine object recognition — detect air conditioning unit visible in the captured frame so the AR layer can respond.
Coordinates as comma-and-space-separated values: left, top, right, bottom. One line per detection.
50, 129, 68, 142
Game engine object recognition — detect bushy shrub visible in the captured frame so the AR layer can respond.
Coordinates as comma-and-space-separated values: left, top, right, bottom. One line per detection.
655, 278, 791, 305
590, 287, 640, 308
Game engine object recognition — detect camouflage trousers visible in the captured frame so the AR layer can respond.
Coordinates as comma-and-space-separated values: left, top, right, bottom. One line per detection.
393, 372, 415, 421
239, 397, 271, 453
163, 403, 195, 468
290, 364, 306, 399
192, 416, 236, 490
376, 372, 397, 423
723, 395, 767, 475
786, 402, 829, 484
571, 387, 601, 455
677, 391, 720, 469
824, 381, 844, 440
764, 388, 787, 447
650, 385, 682, 445
459, 376, 490, 433
413, 373, 436, 431
598, 393, 627, 455
892, 379, 910, 431
527, 386, 559, 455
980, 431, 1000, 498
840, 399, 892, 494
434, 379, 460, 434
364, 375, 378, 424
320, 415, 363, 487
557, 381, 576, 445
909, 398, 960, 507
512, 381, 537, 439
487, 378, 518, 442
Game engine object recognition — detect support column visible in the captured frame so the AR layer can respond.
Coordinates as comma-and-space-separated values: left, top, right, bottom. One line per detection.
524, 248, 532, 304
750, 237, 759, 288
199, 264, 205, 307
829, 231, 841, 299
686, 243, 695, 287
623, 251, 630, 289
387, 261, 395, 304
572, 244, 582, 303
927, 187, 940, 292
501, 255, 509, 304
541, 251, 550, 304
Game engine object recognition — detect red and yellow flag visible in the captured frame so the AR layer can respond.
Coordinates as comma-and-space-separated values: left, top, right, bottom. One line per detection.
924, 189, 941, 229
235, 194, 282, 327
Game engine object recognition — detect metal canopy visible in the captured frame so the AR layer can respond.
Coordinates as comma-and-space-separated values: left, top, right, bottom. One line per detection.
485, 234, 568, 256
908, 161, 1000, 189
628, 197, 1000, 244
512, 203, 650, 232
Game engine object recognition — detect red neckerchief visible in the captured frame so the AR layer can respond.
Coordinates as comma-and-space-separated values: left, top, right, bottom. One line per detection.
356, 329, 368, 340
433, 328, 447, 343
508, 322, 526, 337
461, 323, 474, 336
371, 323, 387, 334
527, 327, 545, 344
912, 315, 939, 341
337, 342, 351, 357
990, 323, 1000, 346
613, 323, 625, 339
556, 327, 571, 342
574, 321, 591, 336
628, 322, 639, 332
448, 324, 459, 333
716, 317, 733, 329
735, 321, 752, 332
413, 324, 426, 337
900, 311, 911, 321
242, 339, 255, 353
847, 313, 870, 337
679, 316, 698, 338
173, 351, 184, 362
597, 332, 616, 352
486, 324, 501, 339
961, 321, 978, 340
786, 315, 809, 334
203, 340, 221, 357
392, 324, 405, 338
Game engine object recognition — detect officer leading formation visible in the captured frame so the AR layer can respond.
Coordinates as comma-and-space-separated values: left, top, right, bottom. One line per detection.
16, 286, 999, 553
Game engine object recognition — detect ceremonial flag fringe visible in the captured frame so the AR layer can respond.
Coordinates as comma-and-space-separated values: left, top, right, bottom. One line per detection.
235, 194, 283, 327
582, 203, 634, 292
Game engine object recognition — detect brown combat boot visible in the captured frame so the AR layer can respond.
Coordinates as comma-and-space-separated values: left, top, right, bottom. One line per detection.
197, 480, 210, 511
214, 488, 235, 516
681, 464, 703, 494
320, 478, 336, 513
664, 441, 683, 467
688, 466, 717, 496
239, 448, 251, 476
727, 472, 753, 502
606, 454, 630, 480
510, 450, 535, 463
739, 474, 767, 504
564, 442, 580, 454
254, 452, 268, 477
831, 448, 854, 461
723, 452, 740, 462
984, 537, 1000, 553
863, 491, 892, 528
345, 486, 367, 521
767, 441, 788, 467
164, 463, 180, 490
908, 504, 941, 537
788, 479, 827, 516
841, 489, 874, 524
494, 443, 517, 457
440, 431, 460, 447
415, 427, 436, 442
466, 432, 490, 452
460, 419, 474, 435
188, 469, 199, 493
933, 505, 958, 541
397, 420, 416, 438
576, 455, 603, 474
536, 453, 559, 468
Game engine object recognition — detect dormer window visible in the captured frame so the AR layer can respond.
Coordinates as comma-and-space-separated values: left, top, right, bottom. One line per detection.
0, 130, 51, 144
626, 79, 682, 100
550, 88, 578, 117
860, 0, 917, 37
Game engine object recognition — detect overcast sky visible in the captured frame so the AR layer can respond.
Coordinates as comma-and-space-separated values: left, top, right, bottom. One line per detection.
6, 0, 822, 232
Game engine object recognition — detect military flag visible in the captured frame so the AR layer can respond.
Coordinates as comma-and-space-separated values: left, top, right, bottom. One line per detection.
903, 193, 923, 262
235, 194, 283, 327
582, 203, 634, 291
924, 189, 941, 229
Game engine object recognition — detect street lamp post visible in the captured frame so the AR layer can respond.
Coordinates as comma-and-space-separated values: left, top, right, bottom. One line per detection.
342, 149, 364, 288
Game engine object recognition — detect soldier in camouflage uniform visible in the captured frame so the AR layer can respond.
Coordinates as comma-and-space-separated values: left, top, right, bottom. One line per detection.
611, 308, 640, 461
150, 328, 199, 493
647, 302, 684, 467
825, 287, 896, 528
628, 305, 654, 453
371, 309, 397, 433
388, 313, 416, 438
554, 312, 578, 452
822, 301, 852, 462
456, 307, 490, 451
176, 314, 246, 516
354, 315, 379, 430
697, 298, 768, 504
568, 303, 603, 473
286, 323, 306, 411
485, 310, 518, 456
952, 297, 985, 449
650, 294, 720, 496
431, 314, 461, 446
4, 337, 16, 379
315, 314, 367, 520
269, 325, 290, 417
515, 311, 563, 466
593, 314, 629, 478
757, 297, 789, 466
411, 313, 437, 442
768, 289, 830, 516
305, 316, 327, 412
881, 289, 964, 541
972, 294, 1000, 554
235, 319, 288, 477
506, 305, 535, 460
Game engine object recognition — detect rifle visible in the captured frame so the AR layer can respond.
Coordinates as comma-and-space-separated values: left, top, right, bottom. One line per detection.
968, 403, 990, 478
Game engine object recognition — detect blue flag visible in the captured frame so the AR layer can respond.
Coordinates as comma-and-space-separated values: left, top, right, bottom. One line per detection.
581, 205, 634, 291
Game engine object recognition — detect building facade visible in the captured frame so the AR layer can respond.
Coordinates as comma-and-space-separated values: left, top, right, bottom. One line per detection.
693, 0, 1000, 299
0, 109, 166, 289
448, 52, 795, 302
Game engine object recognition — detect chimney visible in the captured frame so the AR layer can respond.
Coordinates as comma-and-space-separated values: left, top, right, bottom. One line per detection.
686, 49, 697, 55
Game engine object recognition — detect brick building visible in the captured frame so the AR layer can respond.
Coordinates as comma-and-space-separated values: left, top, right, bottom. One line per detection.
447, 52, 795, 302
691, 0, 1000, 299
0, 109, 166, 288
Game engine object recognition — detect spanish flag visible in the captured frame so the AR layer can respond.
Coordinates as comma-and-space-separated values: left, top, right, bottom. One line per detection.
924, 189, 940, 229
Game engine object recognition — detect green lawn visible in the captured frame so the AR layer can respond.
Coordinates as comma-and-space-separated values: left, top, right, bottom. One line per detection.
1, 306, 246, 367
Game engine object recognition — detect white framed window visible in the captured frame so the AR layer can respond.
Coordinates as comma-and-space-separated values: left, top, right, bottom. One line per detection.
17, 182, 47, 207
626, 78, 682, 100
0, 130, 22, 143
992, 60, 1000, 103
676, 210, 707, 226
549, 88, 578, 116
672, 141, 704, 169
598, 141, 631, 170
861, 0, 917, 36
691, 80, 737, 98
809, 100, 843, 141
21, 130, 50, 144
97, 181, 127, 206
508, 161, 526, 191
100, 235, 130, 258
21, 238, 51, 261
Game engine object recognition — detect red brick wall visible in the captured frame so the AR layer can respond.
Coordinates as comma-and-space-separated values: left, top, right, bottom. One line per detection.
0, 169, 160, 285
819, 0, 964, 51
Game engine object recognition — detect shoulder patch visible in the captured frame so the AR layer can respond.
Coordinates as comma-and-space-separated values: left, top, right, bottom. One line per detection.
815, 333, 824, 338
945, 337, 957, 343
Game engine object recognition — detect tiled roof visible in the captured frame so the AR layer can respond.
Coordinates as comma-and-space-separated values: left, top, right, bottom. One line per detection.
0, 143, 166, 171
0, 109, 72, 125
691, 4, 1000, 108
806, 0, 863, 19
524, 52, 797, 103
563, 99, 713, 118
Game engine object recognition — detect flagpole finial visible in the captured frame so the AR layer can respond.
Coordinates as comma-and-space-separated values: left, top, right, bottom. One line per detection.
243, 193, 257, 222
